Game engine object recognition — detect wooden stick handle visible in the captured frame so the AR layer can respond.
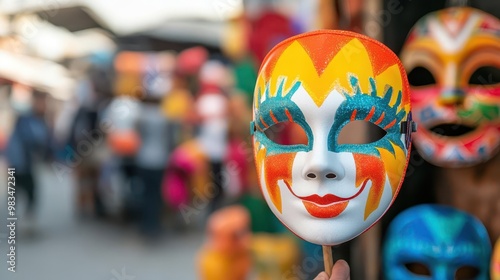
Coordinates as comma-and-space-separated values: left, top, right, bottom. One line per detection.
323, 245, 334, 277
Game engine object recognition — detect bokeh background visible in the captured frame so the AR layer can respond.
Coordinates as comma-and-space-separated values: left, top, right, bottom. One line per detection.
0, 0, 499, 279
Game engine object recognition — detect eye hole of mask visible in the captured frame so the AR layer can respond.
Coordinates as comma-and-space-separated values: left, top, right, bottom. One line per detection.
455, 265, 480, 280
468, 66, 500, 85
337, 120, 387, 145
407, 66, 436, 87
404, 262, 431, 276
264, 121, 308, 146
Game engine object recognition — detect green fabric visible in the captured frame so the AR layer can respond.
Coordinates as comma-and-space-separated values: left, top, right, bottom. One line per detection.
238, 193, 286, 233
233, 56, 258, 107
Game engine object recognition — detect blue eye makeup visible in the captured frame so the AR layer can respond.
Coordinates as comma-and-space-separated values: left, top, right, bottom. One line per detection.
252, 80, 313, 155
251, 76, 413, 157
254, 98, 313, 155
328, 77, 407, 156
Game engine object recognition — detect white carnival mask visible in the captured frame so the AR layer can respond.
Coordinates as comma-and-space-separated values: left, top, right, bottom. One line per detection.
251, 30, 414, 245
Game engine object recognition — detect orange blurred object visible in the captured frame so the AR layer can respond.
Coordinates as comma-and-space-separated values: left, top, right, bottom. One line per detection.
493, 238, 500, 280
114, 52, 146, 73
197, 205, 252, 280
107, 130, 141, 156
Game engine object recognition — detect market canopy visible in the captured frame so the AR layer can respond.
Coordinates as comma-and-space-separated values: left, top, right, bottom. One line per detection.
0, 0, 243, 35
0, 50, 74, 100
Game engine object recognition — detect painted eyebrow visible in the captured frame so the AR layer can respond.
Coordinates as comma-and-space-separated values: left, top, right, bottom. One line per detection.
350, 109, 357, 121
404, 48, 444, 68
285, 108, 294, 122
365, 106, 376, 121
383, 119, 396, 130
348, 106, 387, 127
255, 108, 284, 131
269, 110, 279, 124
374, 112, 385, 125
259, 116, 269, 129
462, 45, 500, 62
256, 104, 301, 131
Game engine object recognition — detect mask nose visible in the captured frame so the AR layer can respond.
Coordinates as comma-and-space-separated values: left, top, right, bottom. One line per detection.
439, 88, 465, 106
302, 149, 345, 181
433, 264, 455, 280
305, 171, 337, 179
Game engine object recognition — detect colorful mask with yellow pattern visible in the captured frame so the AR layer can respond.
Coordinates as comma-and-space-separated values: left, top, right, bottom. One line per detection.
401, 7, 500, 167
251, 30, 414, 245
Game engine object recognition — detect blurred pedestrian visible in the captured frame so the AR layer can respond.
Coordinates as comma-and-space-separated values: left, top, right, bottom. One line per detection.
135, 96, 175, 238
195, 60, 231, 213
6, 87, 52, 227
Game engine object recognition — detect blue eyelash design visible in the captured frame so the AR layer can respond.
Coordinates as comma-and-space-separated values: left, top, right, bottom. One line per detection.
330, 76, 408, 156
253, 79, 313, 155
254, 79, 301, 130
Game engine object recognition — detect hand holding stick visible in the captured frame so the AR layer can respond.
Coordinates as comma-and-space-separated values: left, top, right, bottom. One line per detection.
315, 255, 350, 280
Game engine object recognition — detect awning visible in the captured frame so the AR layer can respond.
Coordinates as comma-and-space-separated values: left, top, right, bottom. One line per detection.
0, 50, 74, 100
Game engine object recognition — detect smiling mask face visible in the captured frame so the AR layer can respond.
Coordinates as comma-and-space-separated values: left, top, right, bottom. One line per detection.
251, 30, 413, 245
401, 7, 500, 167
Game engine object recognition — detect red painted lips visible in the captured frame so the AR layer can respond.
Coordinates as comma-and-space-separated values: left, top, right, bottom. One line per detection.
285, 179, 370, 218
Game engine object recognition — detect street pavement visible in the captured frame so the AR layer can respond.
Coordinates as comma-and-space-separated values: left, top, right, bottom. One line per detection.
0, 160, 204, 280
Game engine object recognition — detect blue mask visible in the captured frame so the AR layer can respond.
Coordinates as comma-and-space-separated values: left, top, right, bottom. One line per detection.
383, 204, 491, 280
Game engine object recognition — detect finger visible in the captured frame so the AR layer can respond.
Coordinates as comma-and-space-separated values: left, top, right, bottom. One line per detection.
313, 272, 330, 280
330, 260, 350, 280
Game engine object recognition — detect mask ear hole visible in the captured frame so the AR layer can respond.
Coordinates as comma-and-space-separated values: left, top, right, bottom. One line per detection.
404, 262, 431, 276
407, 66, 436, 87
455, 265, 480, 280
337, 120, 386, 145
468, 66, 500, 85
264, 122, 308, 146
